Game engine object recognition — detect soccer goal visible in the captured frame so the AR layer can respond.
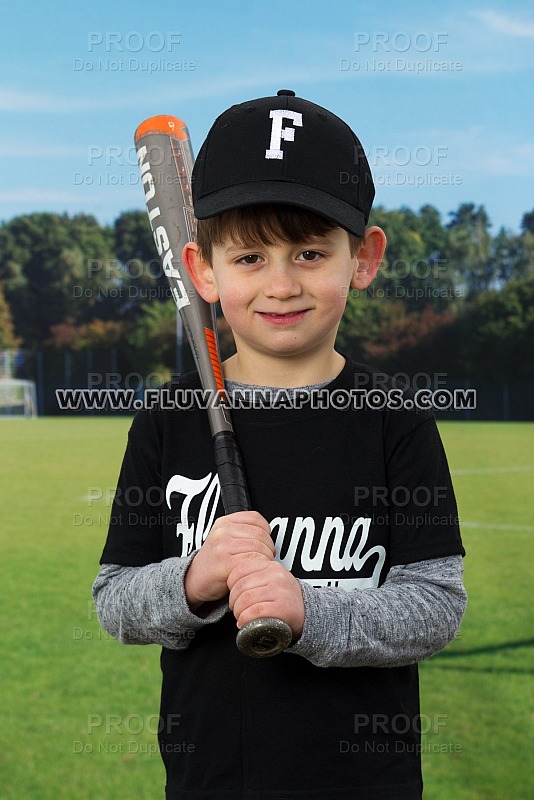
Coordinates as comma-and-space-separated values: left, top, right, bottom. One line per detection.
0, 379, 38, 418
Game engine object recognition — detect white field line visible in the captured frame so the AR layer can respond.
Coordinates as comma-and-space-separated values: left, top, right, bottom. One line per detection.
461, 521, 534, 532
451, 465, 534, 475
79, 493, 114, 503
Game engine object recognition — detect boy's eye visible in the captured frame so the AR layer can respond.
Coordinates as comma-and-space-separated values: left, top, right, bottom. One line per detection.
237, 254, 261, 265
297, 250, 322, 262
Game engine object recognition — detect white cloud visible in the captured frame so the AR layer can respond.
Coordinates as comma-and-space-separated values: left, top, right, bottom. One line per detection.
0, 189, 84, 202
0, 88, 111, 113
0, 142, 84, 158
146, 67, 340, 103
396, 126, 534, 178
0, 68, 332, 115
478, 143, 534, 177
470, 9, 534, 38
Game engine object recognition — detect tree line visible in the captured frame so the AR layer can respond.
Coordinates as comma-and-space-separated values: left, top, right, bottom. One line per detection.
0, 204, 533, 382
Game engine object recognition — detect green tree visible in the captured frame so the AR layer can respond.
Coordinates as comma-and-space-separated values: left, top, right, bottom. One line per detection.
0, 213, 120, 347
337, 290, 391, 360
486, 217, 534, 287
521, 209, 534, 235
114, 210, 171, 300
456, 275, 534, 379
447, 203, 493, 296
114, 210, 155, 264
0, 282, 21, 349
490, 228, 524, 286
369, 205, 458, 311
515, 212, 534, 280
126, 299, 178, 376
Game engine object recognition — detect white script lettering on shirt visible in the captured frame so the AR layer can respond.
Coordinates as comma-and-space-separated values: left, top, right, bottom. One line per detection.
166, 472, 386, 589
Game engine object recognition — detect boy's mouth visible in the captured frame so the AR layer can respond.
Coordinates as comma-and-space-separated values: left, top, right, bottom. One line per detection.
257, 309, 310, 325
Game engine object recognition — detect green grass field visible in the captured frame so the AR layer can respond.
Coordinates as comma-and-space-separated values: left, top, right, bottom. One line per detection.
1, 418, 532, 799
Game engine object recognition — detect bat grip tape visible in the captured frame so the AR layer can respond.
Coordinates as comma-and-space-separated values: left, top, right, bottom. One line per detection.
213, 431, 293, 657
213, 431, 252, 514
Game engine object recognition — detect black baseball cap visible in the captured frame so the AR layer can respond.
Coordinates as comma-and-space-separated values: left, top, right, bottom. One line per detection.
192, 89, 375, 237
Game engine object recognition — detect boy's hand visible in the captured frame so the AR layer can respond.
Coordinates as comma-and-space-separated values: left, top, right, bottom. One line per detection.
227, 559, 305, 641
184, 511, 275, 608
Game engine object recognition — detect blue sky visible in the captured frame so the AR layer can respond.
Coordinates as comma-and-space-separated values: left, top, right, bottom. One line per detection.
1, 0, 532, 233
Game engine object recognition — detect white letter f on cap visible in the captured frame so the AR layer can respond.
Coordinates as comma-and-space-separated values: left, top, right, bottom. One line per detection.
265, 110, 303, 160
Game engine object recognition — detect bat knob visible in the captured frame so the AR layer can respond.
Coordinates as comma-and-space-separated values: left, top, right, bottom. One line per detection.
236, 617, 293, 658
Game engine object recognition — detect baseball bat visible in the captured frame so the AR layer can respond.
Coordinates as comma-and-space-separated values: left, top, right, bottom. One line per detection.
134, 115, 293, 658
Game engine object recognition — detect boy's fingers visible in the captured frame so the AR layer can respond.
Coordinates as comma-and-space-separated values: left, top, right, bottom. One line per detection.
229, 536, 275, 558
229, 526, 275, 553
209, 521, 276, 556
228, 559, 290, 596
228, 573, 274, 617
207, 532, 274, 562
227, 554, 273, 592
220, 510, 272, 536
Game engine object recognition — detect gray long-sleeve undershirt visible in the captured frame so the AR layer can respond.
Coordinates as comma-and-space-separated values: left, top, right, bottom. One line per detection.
92, 554, 466, 668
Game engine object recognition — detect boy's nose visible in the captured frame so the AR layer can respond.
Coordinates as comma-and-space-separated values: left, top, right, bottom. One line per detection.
263, 262, 302, 298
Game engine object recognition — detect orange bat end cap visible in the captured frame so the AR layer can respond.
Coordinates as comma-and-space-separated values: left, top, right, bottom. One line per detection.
134, 115, 189, 142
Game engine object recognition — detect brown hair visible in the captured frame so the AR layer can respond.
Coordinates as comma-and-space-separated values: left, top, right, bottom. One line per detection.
196, 204, 363, 264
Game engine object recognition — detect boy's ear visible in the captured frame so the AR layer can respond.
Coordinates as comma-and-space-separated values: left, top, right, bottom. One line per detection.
350, 226, 387, 290
181, 242, 220, 303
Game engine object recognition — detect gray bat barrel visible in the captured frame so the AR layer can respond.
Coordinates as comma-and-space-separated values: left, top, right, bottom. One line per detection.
134, 121, 231, 430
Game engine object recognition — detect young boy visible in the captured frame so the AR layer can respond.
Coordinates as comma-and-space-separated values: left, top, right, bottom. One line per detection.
93, 90, 466, 799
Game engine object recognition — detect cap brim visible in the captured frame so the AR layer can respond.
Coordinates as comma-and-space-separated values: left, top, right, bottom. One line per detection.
193, 181, 367, 237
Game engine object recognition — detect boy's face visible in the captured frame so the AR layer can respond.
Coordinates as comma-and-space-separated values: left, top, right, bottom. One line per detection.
184, 225, 385, 371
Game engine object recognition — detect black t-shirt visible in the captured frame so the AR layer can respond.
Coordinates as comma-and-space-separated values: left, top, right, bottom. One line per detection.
100, 357, 464, 799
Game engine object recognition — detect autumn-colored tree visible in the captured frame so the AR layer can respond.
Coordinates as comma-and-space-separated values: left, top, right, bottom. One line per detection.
48, 318, 130, 350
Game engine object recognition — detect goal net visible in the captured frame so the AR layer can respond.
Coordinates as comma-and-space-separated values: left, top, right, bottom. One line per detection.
0, 379, 38, 418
